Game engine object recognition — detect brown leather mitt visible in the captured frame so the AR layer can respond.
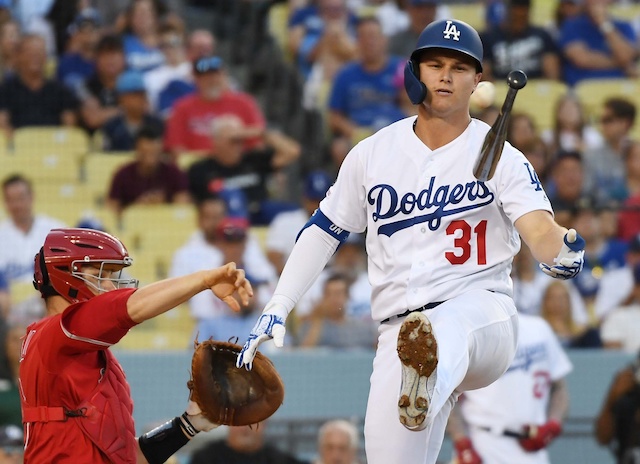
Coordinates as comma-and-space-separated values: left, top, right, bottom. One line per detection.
187, 339, 284, 426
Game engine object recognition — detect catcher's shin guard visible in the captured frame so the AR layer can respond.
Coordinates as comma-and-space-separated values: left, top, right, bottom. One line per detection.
396, 311, 438, 431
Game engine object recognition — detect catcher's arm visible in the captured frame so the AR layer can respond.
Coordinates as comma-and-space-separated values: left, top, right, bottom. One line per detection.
127, 262, 253, 323
137, 401, 217, 464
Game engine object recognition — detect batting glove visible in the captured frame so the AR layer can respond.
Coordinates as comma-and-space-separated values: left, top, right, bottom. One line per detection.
236, 302, 288, 370
518, 420, 562, 452
539, 229, 585, 280
454, 437, 482, 464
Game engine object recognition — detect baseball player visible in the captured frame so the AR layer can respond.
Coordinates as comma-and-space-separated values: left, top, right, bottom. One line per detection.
237, 18, 585, 464
447, 313, 573, 464
19, 228, 252, 463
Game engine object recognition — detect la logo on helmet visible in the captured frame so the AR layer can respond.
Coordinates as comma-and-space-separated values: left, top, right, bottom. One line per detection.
442, 21, 461, 41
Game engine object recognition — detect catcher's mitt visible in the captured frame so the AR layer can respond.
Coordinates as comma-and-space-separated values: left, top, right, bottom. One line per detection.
187, 339, 284, 426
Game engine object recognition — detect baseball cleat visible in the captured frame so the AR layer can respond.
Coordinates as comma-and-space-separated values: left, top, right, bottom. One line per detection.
397, 311, 438, 431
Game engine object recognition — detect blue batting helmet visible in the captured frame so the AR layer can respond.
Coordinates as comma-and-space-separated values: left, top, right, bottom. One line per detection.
404, 19, 483, 105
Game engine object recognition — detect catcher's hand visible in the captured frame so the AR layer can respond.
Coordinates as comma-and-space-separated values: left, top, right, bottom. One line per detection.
539, 229, 585, 280
188, 339, 284, 427
210, 262, 253, 312
236, 302, 288, 370
185, 400, 218, 432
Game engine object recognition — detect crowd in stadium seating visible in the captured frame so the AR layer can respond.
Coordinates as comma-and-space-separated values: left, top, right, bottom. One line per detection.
1, 0, 640, 460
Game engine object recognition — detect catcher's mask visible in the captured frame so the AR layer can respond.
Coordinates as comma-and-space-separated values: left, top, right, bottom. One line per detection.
33, 228, 138, 303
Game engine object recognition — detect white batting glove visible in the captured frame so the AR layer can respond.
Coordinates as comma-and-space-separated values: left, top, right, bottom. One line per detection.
539, 229, 585, 280
236, 302, 288, 370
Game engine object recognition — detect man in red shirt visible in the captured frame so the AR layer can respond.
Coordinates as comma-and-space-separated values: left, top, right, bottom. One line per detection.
19, 228, 252, 463
164, 56, 266, 158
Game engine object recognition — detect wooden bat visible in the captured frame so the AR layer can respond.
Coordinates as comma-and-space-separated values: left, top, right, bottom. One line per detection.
472, 70, 528, 182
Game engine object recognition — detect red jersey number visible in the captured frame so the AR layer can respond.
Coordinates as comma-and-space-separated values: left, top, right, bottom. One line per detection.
445, 220, 487, 265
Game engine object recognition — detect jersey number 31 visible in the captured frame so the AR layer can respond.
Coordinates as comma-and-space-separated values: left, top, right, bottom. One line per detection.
445, 220, 487, 265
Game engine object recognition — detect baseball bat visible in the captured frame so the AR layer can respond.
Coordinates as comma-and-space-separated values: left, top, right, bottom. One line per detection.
472, 70, 528, 182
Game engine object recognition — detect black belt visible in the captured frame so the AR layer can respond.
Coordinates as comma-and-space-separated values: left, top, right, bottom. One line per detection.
380, 301, 445, 324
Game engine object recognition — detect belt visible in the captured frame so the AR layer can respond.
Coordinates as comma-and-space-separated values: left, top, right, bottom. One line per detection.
477, 425, 527, 439
380, 301, 445, 324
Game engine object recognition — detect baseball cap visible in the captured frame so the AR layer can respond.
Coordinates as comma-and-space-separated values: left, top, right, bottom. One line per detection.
216, 217, 249, 242
304, 171, 332, 200
116, 70, 146, 94
70, 8, 102, 31
0, 425, 23, 452
194, 56, 224, 74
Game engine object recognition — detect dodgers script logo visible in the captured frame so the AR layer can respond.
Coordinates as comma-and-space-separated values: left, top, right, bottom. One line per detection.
443, 21, 461, 41
368, 177, 494, 237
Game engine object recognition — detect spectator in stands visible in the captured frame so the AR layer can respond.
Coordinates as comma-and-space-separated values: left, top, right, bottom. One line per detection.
547, 151, 588, 220
298, 273, 377, 349
0, 321, 25, 428
121, 0, 165, 73
164, 56, 266, 157
314, 419, 360, 464
540, 281, 601, 348
0, 175, 65, 285
190, 421, 308, 464
583, 97, 635, 204
186, 115, 300, 225
186, 29, 216, 62
0, 424, 22, 464
549, 0, 583, 40
0, 35, 78, 136
388, 0, 438, 59
78, 34, 126, 133
102, 70, 164, 151
170, 195, 276, 325
266, 171, 333, 275
106, 125, 189, 215
595, 349, 640, 463
506, 112, 538, 152
541, 93, 604, 155
288, 0, 358, 80
600, 263, 640, 354
0, 21, 20, 82
480, 0, 560, 81
558, 0, 638, 86
327, 16, 405, 168
56, 8, 101, 92
617, 141, 640, 241
143, 24, 193, 115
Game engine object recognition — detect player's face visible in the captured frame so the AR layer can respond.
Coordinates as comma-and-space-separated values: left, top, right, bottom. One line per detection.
79, 264, 124, 295
417, 49, 481, 117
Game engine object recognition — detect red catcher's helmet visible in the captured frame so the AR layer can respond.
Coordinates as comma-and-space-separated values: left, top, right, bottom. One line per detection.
33, 228, 138, 304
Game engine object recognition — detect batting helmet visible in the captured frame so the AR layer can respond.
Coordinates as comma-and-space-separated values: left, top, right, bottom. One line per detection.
404, 19, 483, 105
34, 228, 137, 304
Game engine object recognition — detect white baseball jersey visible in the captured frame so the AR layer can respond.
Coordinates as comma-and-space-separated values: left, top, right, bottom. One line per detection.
460, 314, 573, 464
0, 215, 65, 283
319, 117, 552, 322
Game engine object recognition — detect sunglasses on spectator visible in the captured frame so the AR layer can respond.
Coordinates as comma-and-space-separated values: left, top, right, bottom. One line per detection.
194, 56, 223, 74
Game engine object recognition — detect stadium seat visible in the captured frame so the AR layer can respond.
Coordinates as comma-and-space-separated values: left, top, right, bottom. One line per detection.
6, 127, 89, 183
32, 181, 95, 226
574, 78, 640, 137
491, 79, 569, 131
448, 3, 485, 31
9, 280, 40, 305
176, 151, 202, 171
82, 151, 133, 206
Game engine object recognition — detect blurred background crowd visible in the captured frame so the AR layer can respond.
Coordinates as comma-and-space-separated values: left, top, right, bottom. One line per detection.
1, 0, 640, 462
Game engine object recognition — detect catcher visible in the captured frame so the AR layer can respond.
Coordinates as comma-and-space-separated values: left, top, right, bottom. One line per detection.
20, 228, 282, 464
